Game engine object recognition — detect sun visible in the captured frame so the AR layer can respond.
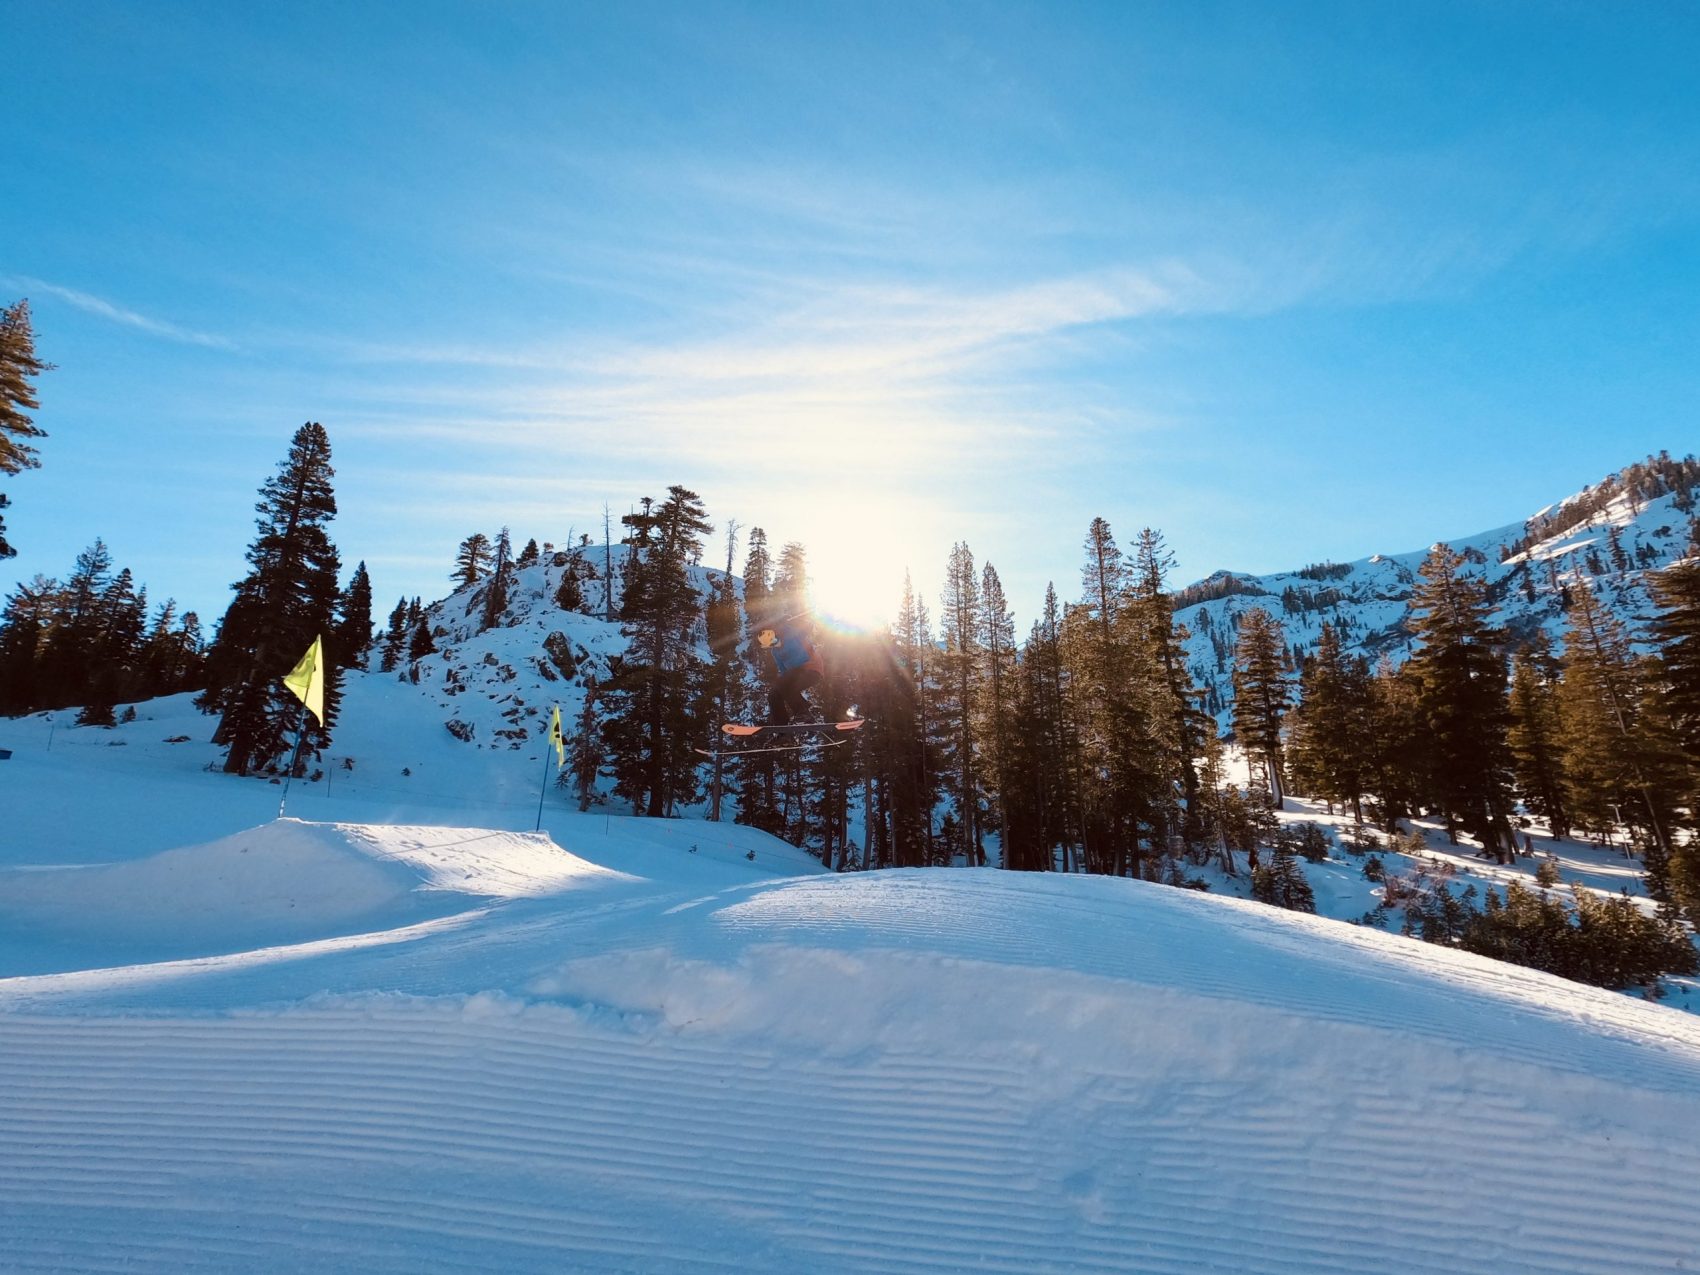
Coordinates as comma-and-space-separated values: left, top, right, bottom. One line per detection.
803, 528, 909, 631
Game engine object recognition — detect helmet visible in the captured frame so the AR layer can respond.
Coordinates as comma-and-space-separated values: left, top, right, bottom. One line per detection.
757, 628, 778, 648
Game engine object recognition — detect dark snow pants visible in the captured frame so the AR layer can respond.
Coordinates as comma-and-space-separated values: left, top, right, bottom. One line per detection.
767, 667, 822, 725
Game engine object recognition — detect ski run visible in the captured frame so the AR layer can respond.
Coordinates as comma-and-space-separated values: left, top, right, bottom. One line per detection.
4, 721, 1700, 1273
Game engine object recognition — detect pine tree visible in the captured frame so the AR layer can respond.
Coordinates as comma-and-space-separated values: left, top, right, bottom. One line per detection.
0, 575, 54, 714
452, 533, 492, 588
1251, 846, 1316, 913
480, 528, 512, 631
877, 571, 938, 867
565, 676, 603, 811
197, 422, 341, 775
1650, 558, 1700, 768
1506, 637, 1570, 838
1286, 623, 1373, 822
0, 299, 51, 559
379, 597, 408, 672
603, 486, 712, 817
35, 539, 113, 707
1131, 527, 1204, 852
1067, 517, 1158, 876
335, 562, 374, 668
741, 528, 773, 626
1232, 607, 1290, 808
1365, 657, 1426, 830
771, 541, 808, 621
1014, 583, 1078, 871
700, 566, 745, 821
516, 538, 540, 569
141, 598, 204, 694
554, 551, 586, 612
939, 542, 983, 864
976, 561, 1020, 867
1647, 557, 1700, 921
1557, 578, 1678, 866
1403, 545, 1516, 859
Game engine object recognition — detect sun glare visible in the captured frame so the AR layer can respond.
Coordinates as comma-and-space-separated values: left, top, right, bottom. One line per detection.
804, 529, 909, 631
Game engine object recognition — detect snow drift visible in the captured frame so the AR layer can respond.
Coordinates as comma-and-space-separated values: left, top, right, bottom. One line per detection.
0, 819, 628, 974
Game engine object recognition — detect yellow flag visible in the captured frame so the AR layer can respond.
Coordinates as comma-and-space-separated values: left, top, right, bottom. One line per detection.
283, 635, 326, 724
547, 704, 566, 768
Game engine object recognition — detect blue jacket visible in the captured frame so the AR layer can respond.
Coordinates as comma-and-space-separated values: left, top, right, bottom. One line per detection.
769, 621, 819, 675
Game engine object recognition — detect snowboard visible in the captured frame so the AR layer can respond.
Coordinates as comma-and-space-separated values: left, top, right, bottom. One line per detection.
721, 719, 865, 738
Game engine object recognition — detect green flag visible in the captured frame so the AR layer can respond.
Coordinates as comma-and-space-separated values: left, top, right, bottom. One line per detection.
284, 635, 326, 725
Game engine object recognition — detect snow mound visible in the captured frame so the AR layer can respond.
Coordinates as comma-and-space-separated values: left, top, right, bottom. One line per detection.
0, 819, 628, 975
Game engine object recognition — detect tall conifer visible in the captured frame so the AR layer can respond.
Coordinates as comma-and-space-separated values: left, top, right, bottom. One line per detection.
0, 299, 51, 559
198, 422, 341, 775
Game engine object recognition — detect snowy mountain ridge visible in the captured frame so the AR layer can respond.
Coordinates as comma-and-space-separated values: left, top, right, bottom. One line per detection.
1174, 454, 1699, 718
325, 456, 1700, 808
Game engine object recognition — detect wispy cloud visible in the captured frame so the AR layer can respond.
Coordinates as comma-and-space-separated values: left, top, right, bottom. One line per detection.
7, 277, 237, 350
316, 260, 1220, 534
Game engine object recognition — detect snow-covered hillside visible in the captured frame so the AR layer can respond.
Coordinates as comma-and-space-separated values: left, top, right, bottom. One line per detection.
1176, 458, 1699, 718
5, 788, 1700, 1271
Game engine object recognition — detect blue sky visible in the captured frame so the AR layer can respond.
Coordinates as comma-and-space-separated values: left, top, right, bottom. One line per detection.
4, 0, 1698, 629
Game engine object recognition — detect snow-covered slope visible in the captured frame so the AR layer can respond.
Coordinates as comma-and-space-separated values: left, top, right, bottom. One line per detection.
0, 819, 630, 976
4, 821, 1700, 1273
1177, 458, 1699, 718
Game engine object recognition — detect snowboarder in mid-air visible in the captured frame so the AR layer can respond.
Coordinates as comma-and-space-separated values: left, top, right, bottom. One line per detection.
757, 618, 824, 725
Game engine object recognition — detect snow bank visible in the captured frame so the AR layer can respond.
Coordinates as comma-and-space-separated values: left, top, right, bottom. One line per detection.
0, 819, 628, 975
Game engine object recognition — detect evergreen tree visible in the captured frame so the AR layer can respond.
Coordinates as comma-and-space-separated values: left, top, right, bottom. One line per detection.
1650, 558, 1700, 769
554, 550, 586, 612
141, 598, 205, 694
379, 597, 408, 672
408, 619, 436, 661
335, 562, 374, 669
1647, 558, 1700, 922
603, 486, 712, 817
1231, 607, 1290, 807
1251, 846, 1316, 913
516, 537, 540, 569
699, 565, 745, 821
0, 575, 54, 713
197, 422, 341, 775
1365, 657, 1426, 830
1131, 527, 1204, 852
878, 571, 939, 866
452, 533, 492, 587
0, 299, 51, 559
741, 527, 773, 626
1556, 578, 1678, 867
565, 676, 603, 811
1506, 637, 1570, 838
1067, 517, 1158, 876
35, 539, 113, 706
976, 561, 1020, 867
1403, 545, 1516, 859
939, 542, 983, 864
480, 527, 512, 631
1286, 623, 1374, 822
1014, 583, 1078, 871
771, 540, 808, 621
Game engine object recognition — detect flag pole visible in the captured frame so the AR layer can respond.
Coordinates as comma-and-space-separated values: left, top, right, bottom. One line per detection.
278, 702, 309, 819
536, 705, 567, 833
535, 742, 553, 832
